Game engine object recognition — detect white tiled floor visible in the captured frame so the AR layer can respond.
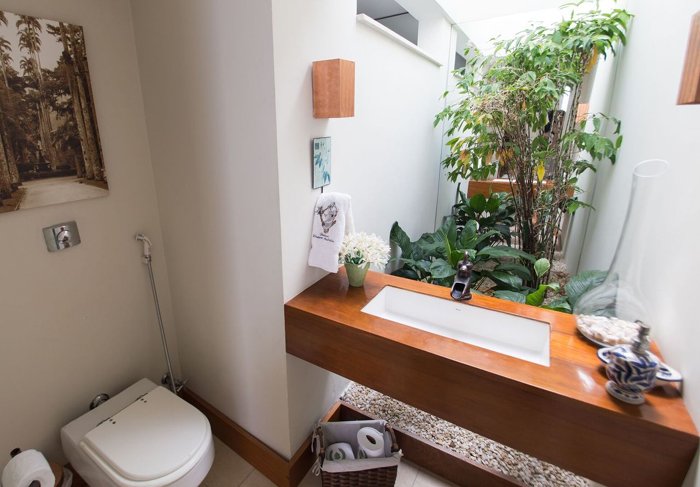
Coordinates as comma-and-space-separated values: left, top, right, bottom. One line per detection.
203, 437, 457, 487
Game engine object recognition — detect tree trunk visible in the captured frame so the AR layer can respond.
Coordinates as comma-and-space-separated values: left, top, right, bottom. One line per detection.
71, 27, 102, 181
0, 62, 8, 89
74, 75, 98, 180
58, 24, 88, 179
0, 126, 12, 199
1, 129, 18, 185
65, 26, 98, 180
39, 98, 56, 168
78, 54, 104, 178
34, 95, 54, 168
31, 49, 58, 169
0, 88, 20, 186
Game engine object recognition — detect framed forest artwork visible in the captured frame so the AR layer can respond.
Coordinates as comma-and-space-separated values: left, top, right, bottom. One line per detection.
0, 10, 106, 214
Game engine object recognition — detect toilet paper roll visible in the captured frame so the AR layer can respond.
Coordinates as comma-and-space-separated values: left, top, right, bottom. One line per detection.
325, 442, 355, 461
357, 427, 385, 459
1, 450, 55, 487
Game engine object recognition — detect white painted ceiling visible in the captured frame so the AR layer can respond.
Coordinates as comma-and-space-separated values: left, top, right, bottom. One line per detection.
457, 7, 574, 52
437, 0, 620, 53
357, 0, 621, 53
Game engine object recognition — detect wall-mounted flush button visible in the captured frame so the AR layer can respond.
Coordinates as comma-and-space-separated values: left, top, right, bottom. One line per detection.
43, 221, 81, 252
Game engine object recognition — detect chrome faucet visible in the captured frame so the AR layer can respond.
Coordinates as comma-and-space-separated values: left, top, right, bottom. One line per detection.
451, 252, 473, 301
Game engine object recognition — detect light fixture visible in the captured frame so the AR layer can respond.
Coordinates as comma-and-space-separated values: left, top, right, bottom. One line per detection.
312, 59, 355, 118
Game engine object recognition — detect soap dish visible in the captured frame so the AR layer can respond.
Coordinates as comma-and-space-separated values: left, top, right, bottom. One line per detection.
597, 347, 683, 382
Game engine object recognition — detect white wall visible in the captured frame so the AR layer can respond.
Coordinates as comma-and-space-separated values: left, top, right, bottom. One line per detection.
131, 0, 451, 459
0, 0, 178, 464
130, 0, 293, 458
563, 50, 621, 274
271, 0, 450, 450
577, 1, 700, 484
433, 24, 466, 229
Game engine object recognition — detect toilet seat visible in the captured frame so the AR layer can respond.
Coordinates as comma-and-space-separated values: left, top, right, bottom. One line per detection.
78, 386, 212, 487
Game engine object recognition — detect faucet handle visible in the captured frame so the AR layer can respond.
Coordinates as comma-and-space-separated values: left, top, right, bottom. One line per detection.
457, 253, 473, 276
452, 252, 474, 301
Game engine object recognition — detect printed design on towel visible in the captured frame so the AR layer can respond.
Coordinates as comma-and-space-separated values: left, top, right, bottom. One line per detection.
316, 203, 338, 235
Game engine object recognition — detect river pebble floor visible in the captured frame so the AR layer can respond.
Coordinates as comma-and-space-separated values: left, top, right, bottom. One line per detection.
341, 383, 591, 487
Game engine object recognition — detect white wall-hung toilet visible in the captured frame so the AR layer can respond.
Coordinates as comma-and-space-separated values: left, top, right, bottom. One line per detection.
61, 379, 214, 487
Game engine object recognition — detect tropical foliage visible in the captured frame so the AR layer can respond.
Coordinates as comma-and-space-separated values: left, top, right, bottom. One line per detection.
390, 214, 606, 312
451, 188, 515, 248
494, 269, 606, 313
435, 5, 631, 268
390, 217, 536, 289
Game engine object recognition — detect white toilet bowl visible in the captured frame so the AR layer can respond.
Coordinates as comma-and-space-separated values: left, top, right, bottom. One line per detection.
61, 379, 214, 487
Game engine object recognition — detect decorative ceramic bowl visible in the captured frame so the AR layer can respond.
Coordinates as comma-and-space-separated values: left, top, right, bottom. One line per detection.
601, 344, 660, 404
598, 347, 683, 383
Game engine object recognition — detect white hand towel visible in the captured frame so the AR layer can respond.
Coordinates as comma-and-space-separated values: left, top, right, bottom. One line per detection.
308, 192, 354, 272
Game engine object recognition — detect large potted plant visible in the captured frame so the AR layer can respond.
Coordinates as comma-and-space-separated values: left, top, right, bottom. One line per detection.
435, 5, 631, 283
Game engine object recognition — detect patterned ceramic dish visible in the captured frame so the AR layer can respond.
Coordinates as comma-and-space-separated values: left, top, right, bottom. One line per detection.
599, 344, 660, 404
598, 347, 683, 382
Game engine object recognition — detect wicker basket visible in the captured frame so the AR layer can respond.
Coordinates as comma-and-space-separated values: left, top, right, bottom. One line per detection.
315, 420, 400, 487
321, 464, 398, 487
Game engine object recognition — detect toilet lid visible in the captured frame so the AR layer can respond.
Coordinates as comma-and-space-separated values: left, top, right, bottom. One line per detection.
81, 386, 209, 482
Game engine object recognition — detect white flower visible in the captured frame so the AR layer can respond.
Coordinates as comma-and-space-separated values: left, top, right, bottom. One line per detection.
339, 232, 390, 269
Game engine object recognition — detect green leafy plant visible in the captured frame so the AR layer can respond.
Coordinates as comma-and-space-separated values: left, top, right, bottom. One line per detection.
492, 258, 557, 305
435, 4, 631, 268
547, 269, 607, 312
495, 268, 607, 313
390, 217, 535, 289
451, 188, 515, 248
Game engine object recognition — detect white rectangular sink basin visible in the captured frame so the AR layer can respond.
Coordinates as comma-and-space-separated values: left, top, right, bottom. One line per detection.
362, 286, 550, 366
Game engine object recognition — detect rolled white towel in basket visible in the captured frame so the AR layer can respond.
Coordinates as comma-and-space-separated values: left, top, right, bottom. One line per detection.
325, 443, 355, 461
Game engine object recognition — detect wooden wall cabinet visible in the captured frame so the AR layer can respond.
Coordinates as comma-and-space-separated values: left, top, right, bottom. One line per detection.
678, 12, 700, 105
312, 59, 355, 118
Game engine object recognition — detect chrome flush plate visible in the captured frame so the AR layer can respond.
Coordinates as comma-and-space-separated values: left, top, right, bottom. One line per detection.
42, 221, 81, 252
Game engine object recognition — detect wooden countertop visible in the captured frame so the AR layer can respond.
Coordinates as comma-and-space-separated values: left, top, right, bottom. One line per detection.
285, 269, 698, 486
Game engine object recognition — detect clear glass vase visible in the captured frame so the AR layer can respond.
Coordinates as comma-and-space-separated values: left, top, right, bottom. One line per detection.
574, 159, 669, 345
